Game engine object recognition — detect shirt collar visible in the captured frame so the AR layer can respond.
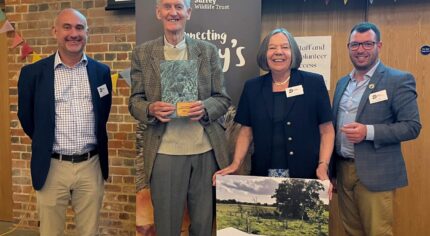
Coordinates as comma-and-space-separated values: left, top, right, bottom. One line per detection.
163, 35, 186, 49
349, 59, 380, 82
54, 51, 88, 69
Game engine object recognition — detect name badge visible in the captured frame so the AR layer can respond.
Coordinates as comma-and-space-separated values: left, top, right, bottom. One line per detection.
286, 85, 304, 98
369, 89, 388, 104
97, 84, 109, 98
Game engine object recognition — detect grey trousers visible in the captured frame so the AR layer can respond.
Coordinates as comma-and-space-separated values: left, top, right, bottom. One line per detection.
150, 151, 217, 236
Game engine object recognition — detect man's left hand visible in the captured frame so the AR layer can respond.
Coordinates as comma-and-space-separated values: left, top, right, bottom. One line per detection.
187, 100, 205, 121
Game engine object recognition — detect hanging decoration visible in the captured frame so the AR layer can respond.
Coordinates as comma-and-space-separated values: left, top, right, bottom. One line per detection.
31, 53, 42, 63
111, 73, 119, 94
119, 68, 131, 87
0, 8, 6, 22
369, 0, 374, 4
11, 33, 24, 48
0, 20, 14, 33
344, 0, 348, 5
20, 42, 33, 60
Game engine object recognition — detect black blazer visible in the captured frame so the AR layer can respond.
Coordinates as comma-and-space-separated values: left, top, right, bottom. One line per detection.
235, 69, 332, 178
18, 54, 112, 190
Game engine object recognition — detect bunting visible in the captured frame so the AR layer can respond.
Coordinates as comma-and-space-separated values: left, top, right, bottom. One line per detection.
119, 67, 131, 87
31, 53, 42, 63
2, 0, 401, 90
11, 33, 24, 48
111, 73, 119, 95
303, 0, 406, 3
0, 20, 14, 33
0, 8, 6, 22
20, 42, 33, 60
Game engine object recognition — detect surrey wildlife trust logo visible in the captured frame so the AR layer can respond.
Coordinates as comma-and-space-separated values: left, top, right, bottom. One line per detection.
193, 0, 230, 10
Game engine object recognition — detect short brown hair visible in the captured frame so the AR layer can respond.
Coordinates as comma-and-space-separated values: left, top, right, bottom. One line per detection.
257, 28, 302, 71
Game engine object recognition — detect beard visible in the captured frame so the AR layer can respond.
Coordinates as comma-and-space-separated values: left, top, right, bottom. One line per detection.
350, 53, 378, 72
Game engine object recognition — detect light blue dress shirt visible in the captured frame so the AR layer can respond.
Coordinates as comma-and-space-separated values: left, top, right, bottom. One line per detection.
336, 60, 380, 158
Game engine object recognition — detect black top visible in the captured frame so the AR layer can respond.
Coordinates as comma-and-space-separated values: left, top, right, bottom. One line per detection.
271, 92, 288, 170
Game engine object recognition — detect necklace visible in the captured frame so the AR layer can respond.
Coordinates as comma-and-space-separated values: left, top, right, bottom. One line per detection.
272, 76, 290, 86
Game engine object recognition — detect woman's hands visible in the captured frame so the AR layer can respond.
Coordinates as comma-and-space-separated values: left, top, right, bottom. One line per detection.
316, 161, 329, 181
212, 161, 242, 186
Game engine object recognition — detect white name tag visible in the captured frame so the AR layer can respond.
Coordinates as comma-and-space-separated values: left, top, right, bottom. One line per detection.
97, 84, 109, 98
369, 89, 388, 104
286, 85, 304, 98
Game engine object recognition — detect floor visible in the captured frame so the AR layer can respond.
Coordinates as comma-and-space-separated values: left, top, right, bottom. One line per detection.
0, 221, 38, 236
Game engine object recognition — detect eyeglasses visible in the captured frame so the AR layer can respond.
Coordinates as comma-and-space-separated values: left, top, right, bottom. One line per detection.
348, 41, 377, 51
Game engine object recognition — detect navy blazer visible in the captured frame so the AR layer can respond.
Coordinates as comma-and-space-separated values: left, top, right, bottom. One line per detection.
235, 69, 332, 178
332, 63, 421, 191
18, 54, 112, 190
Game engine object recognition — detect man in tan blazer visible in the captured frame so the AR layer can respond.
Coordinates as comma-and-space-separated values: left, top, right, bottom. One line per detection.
129, 0, 231, 235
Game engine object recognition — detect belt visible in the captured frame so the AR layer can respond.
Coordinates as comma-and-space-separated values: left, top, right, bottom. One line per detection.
51, 150, 98, 163
340, 157, 355, 162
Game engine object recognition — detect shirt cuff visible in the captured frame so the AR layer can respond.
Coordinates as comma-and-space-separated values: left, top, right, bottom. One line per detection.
365, 125, 375, 140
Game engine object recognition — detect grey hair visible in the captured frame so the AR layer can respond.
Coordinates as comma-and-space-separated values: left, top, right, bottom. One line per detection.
257, 28, 302, 71
156, 0, 191, 8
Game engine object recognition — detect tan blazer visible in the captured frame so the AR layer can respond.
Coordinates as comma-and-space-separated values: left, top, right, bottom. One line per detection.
129, 36, 231, 190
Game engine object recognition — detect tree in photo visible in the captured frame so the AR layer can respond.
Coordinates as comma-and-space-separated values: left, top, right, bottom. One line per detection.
272, 179, 325, 221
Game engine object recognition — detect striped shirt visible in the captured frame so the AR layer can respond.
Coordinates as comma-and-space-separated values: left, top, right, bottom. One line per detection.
52, 52, 97, 155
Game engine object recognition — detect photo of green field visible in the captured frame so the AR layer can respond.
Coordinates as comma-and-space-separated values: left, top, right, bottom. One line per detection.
216, 175, 329, 236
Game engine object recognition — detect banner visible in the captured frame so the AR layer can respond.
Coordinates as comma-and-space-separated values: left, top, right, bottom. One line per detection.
136, 0, 261, 105
296, 36, 332, 90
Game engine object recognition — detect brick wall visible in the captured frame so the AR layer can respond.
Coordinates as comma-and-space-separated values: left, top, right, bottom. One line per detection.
5, 0, 137, 235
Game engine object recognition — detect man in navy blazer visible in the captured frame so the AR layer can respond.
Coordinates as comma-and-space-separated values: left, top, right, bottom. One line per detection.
18, 8, 111, 236
332, 22, 421, 235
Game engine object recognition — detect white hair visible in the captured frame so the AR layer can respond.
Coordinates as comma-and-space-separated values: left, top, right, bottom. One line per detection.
156, 0, 191, 8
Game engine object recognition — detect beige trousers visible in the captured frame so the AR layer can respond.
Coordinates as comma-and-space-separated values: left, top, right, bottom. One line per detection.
337, 160, 394, 236
36, 155, 104, 236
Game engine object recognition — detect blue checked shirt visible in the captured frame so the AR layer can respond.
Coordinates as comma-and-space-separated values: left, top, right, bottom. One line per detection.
52, 52, 97, 155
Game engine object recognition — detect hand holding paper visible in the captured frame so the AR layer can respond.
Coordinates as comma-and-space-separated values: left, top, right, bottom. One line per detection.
148, 101, 175, 123
187, 100, 205, 121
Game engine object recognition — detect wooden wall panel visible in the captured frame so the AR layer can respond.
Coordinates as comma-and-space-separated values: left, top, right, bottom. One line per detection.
262, 0, 430, 235
368, 1, 430, 235
262, 0, 366, 96
0, 32, 13, 221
